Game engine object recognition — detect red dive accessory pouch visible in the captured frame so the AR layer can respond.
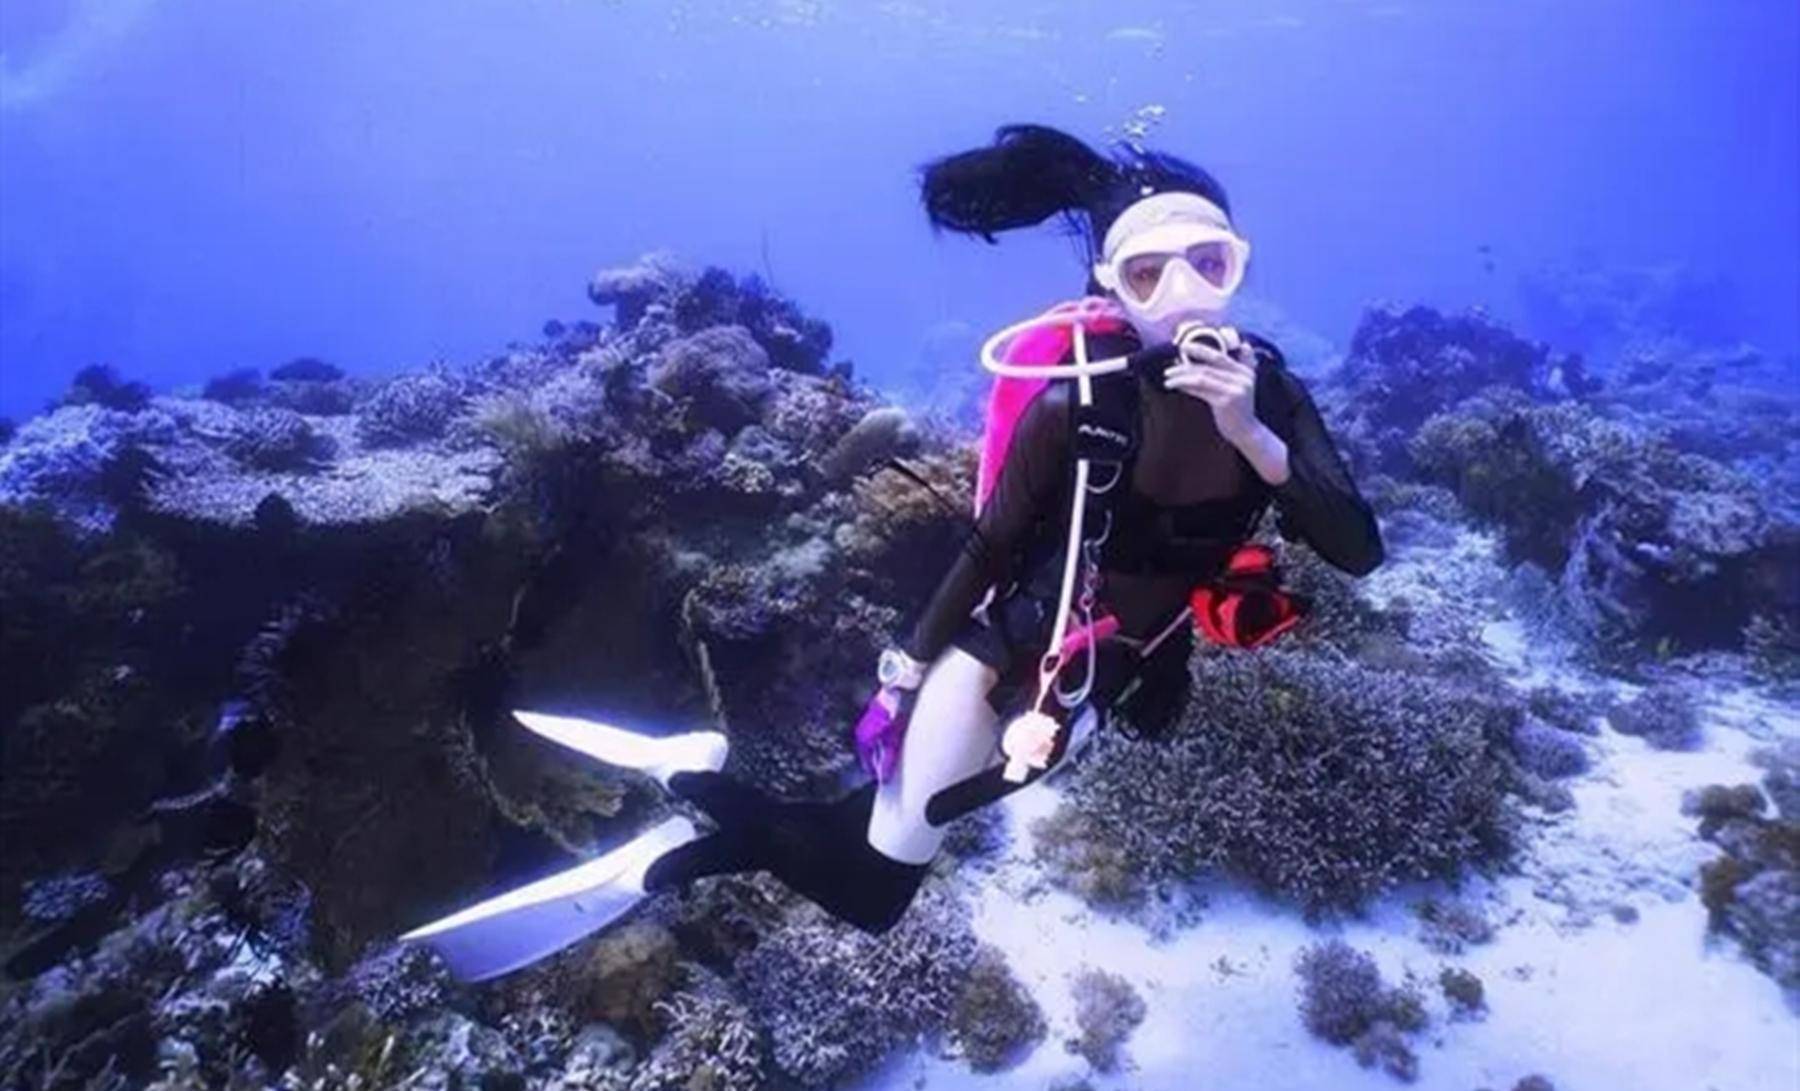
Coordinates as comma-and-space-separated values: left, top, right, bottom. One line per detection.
1189, 543, 1306, 648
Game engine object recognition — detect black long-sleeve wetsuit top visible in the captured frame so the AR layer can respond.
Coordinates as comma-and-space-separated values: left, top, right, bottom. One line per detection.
903, 330, 1385, 664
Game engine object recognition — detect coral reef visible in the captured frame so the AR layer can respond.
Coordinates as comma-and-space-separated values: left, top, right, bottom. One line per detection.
1607, 683, 1704, 751
1030, 806, 1148, 909
1335, 304, 1591, 468
1509, 715, 1591, 778
1046, 646, 1518, 912
3, 254, 1793, 1090
947, 945, 1047, 1072
628, 969, 763, 1091
1525, 685, 1609, 736
1438, 966, 1486, 1017
1334, 303, 1799, 662
1414, 896, 1496, 955
1066, 967, 1146, 1074
270, 358, 345, 384
1407, 387, 1790, 660
567, 922, 680, 1040
62, 363, 153, 412
649, 326, 775, 435
222, 408, 332, 472
1293, 939, 1428, 1083
355, 373, 468, 448
735, 883, 981, 1086
590, 254, 837, 375
203, 367, 267, 406
819, 405, 920, 485
1690, 750, 1800, 996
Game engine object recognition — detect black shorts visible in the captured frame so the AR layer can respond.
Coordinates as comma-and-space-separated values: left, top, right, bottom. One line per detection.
950, 586, 1169, 723
949, 588, 1057, 715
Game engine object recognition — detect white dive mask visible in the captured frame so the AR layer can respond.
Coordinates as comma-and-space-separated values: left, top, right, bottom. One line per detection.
1091, 192, 1251, 344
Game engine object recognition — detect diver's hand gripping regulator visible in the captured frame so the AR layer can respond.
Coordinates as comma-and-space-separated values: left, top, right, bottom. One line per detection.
1173, 322, 1242, 359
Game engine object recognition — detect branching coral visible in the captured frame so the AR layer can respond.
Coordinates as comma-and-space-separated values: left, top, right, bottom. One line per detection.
1049, 647, 1517, 912
1689, 755, 1800, 996
1294, 940, 1428, 1082
735, 883, 979, 1086
1607, 683, 1703, 751
224, 408, 332, 472
628, 971, 763, 1091
1066, 967, 1145, 1074
355, 374, 467, 448
947, 946, 1046, 1072
1439, 966, 1486, 1017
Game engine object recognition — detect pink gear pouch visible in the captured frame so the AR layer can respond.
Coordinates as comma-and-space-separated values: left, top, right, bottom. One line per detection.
854, 687, 910, 784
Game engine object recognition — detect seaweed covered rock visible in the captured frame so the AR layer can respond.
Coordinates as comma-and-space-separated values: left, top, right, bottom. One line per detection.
270, 378, 358, 417
1744, 609, 1800, 686
630, 971, 764, 1091
648, 325, 774, 435
1046, 646, 1518, 912
1692, 749, 1800, 996
1336, 304, 1592, 471
1294, 939, 1428, 1083
266, 359, 355, 415
1526, 685, 1609, 735
1438, 966, 1486, 1017
337, 941, 455, 1025
223, 407, 333, 472
1066, 967, 1146, 1074
1030, 805, 1147, 909
948, 946, 1046, 1072
678, 544, 880, 792
819, 405, 920, 485
673, 267, 835, 375
356, 372, 468, 447
0, 863, 325, 1091
0, 403, 180, 531
271, 357, 345, 383
591, 253, 836, 374
569, 922, 681, 1039
834, 446, 977, 604
1509, 715, 1591, 778
1274, 537, 1405, 655
1607, 683, 1704, 751
1755, 740, 1800, 821
61, 363, 153, 412
0, 509, 196, 931
203, 367, 267, 406
1414, 896, 1496, 955
588, 251, 687, 328
735, 883, 980, 1087
1408, 393, 1790, 656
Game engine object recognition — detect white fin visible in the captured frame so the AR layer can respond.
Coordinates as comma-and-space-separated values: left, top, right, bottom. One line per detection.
400, 815, 697, 981
512, 710, 727, 789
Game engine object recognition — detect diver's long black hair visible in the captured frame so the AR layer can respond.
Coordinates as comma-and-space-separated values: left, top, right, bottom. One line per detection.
918, 124, 1233, 268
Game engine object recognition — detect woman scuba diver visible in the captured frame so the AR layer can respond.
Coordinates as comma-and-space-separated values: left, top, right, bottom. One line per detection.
400, 124, 1385, 982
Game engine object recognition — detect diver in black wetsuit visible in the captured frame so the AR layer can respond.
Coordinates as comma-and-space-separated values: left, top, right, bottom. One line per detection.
400, 124, 1385, 981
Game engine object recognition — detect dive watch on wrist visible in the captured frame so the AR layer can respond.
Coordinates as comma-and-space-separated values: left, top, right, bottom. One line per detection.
877, 648, 927, 690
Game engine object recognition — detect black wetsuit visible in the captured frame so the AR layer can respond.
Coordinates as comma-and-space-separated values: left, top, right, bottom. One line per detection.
643, 330, 1384, 934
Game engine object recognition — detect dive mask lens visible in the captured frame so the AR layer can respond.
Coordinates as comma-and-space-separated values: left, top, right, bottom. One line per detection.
1116, 237, 1242, 304
1184, 240, 1236, 289
1120, 252, 1172, 304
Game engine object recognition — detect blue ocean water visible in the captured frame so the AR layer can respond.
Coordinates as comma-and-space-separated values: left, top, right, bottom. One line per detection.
1, 0, 1795, 416
5, 6, 1800, 1090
